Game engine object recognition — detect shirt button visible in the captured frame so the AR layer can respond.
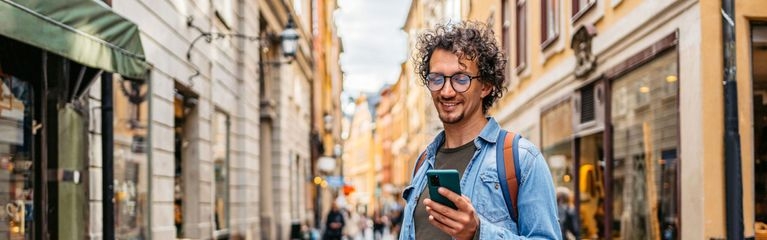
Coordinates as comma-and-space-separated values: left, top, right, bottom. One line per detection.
495, 183, 499, 189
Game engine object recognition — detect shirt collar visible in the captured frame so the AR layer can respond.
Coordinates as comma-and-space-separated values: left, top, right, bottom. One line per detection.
476, 117, 501, 144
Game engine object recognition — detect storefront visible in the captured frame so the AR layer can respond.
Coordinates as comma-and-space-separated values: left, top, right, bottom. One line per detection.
0, 0, 149, 238
540, 33, 680, 239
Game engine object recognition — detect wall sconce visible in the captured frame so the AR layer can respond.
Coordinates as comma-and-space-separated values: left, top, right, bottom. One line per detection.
185, 16, 299, 83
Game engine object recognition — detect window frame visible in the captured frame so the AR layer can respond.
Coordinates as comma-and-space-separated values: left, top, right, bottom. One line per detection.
571, 0, 596, 22
541, 0, 560, 50
212, 109, 231, 237
515, 0, 528, 73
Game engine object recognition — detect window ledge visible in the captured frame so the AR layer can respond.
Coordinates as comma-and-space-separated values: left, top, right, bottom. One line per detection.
571, 1, 596, 24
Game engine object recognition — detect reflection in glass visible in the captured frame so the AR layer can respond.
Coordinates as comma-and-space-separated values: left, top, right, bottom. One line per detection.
112, 78, 149, 239
213, 111, 229, 232
541, 99, 577, 239
0, 76, 33, 240
578, 133, 604, 239
611, 51, 679, 239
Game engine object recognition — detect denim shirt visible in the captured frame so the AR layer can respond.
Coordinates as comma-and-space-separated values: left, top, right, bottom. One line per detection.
399, 118, 562, 240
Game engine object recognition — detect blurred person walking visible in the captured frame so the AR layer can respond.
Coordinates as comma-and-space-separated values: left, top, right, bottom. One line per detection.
323, 203, 346, 240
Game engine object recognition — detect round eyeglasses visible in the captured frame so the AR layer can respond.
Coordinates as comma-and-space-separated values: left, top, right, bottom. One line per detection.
426, 73, 480, 93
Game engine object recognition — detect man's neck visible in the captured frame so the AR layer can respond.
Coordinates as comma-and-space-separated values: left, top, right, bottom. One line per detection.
442, 115, 488, 148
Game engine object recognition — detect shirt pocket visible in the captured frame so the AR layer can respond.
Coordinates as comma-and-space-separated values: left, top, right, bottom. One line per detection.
402, 185, 416, 201
475, 171, 512, 223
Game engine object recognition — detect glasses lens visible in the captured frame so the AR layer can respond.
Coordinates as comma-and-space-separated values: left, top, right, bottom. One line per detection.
427, 73, 445, 91
451, 74, 472, 92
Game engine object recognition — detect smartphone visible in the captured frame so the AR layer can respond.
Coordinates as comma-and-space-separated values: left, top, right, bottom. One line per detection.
426, 169, 461, 209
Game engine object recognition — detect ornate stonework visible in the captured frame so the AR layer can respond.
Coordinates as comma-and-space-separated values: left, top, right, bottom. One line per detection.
572, 24, 598, 78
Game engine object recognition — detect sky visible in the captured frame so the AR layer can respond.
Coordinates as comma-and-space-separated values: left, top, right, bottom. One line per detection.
335, 0, 412, 98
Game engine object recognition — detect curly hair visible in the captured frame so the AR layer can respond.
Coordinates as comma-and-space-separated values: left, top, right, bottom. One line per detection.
414, 21, 507, 113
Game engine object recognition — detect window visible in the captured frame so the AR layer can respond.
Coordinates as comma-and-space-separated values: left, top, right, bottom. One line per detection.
213, 0, 234, 29
572, 0, 596, 20
113, 77, 151, 239
611, 50, 679, 239
0, 74, 34, 239
515, 0, 527, 71
540, 99, 577, 238
541, 0, 559, 48
212, 111, 230, 233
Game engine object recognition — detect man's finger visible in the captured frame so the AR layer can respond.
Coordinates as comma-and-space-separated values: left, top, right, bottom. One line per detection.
426, 204, 462, 229
438, 187, 471, 210
428, 215, 456, 236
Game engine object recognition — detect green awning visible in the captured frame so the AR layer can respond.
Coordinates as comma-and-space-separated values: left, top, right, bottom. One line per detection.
0, 0, 149, 80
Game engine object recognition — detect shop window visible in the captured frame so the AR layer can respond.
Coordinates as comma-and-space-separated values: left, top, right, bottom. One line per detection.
540, 99, 577, 238
751, 23, 767, 238
212, 110, 230, 235
578, 133, 605, 239
0, 73, 34, 239
112, 76, 150, 239
611, 50, 679, 239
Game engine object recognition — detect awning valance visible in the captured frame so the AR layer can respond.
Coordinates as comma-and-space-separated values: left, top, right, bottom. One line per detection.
0, 0, 149, 80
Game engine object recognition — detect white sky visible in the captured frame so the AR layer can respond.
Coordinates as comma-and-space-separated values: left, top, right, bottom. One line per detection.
335, 0, 412, 97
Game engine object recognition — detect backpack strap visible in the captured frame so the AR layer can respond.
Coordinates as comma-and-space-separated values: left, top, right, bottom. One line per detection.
412, 150, 428, 178
497, 130, 522, 223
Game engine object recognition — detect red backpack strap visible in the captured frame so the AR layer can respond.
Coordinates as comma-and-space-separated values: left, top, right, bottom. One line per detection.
502, 132, 519, 221
412, 151, 428, 178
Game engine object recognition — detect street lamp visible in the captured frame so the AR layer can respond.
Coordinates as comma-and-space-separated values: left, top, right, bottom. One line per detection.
280, 18, 299, 59
185, 16, 300, 83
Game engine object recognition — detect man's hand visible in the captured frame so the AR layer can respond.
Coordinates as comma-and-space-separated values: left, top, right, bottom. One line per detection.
424, 187, 480, 240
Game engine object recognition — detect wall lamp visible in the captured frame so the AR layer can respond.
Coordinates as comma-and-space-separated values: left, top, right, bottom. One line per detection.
185, 16, 299, 84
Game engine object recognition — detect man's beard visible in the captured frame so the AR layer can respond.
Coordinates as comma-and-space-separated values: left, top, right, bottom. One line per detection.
439, 111, 464, 124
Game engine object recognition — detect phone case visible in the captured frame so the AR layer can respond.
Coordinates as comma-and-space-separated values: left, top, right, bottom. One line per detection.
426, 169, 461, 209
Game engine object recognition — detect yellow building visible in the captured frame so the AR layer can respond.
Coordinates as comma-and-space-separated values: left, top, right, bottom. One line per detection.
343, 95, 377, 214
478, 0, 765, 239
310, 0, 344, 229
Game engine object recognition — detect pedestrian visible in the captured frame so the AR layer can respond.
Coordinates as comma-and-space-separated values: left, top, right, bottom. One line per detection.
398, 21, 562, 239
557, 187, 579, 239
323, 203, 345, 240
372, 210, 386, 239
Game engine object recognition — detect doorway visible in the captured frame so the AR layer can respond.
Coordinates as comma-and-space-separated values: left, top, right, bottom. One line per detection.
173, 83, 197, 237
751, 22, 767, 238
575, 132, 605, 239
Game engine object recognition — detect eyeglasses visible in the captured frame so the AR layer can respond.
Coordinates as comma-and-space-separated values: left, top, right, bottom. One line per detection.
426, 73, 479, 93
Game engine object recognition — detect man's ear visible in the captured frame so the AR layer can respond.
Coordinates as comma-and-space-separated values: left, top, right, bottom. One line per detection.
480, 82, 493, 98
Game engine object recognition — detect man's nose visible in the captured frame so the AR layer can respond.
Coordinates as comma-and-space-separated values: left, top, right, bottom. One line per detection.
440, 79, 456, 96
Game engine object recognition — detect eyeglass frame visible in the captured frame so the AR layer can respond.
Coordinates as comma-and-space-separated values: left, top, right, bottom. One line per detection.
426, 72, 481, 93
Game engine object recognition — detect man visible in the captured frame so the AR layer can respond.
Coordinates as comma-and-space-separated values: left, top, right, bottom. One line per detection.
323, 203, 345, 240
399, 21, 561, 239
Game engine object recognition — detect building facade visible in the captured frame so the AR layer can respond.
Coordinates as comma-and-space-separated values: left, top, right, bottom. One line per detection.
1, 0, 330, 239
484, 0, 765, 239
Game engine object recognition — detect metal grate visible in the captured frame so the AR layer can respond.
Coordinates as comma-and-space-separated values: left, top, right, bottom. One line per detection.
580, 84, 595, 123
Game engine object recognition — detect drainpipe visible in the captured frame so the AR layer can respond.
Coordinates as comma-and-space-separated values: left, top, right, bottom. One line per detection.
721, 0, 743, 239
102, 72, 115, 240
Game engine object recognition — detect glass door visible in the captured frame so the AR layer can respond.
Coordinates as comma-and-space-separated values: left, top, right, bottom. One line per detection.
576, 132, 605, 240
751, 22, 767, 239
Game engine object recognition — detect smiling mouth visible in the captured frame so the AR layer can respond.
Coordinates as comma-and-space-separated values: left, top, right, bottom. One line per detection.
441, 102, 459, 109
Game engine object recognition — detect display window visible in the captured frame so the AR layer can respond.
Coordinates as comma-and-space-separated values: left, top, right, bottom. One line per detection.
0, 74, 34, 240
610, 50, 679, 239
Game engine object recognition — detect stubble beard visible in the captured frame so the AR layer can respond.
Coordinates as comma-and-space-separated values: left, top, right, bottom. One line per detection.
438, 110, 464, 124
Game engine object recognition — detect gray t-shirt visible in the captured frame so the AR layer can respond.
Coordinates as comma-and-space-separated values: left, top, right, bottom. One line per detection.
414, 140, 476, 239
